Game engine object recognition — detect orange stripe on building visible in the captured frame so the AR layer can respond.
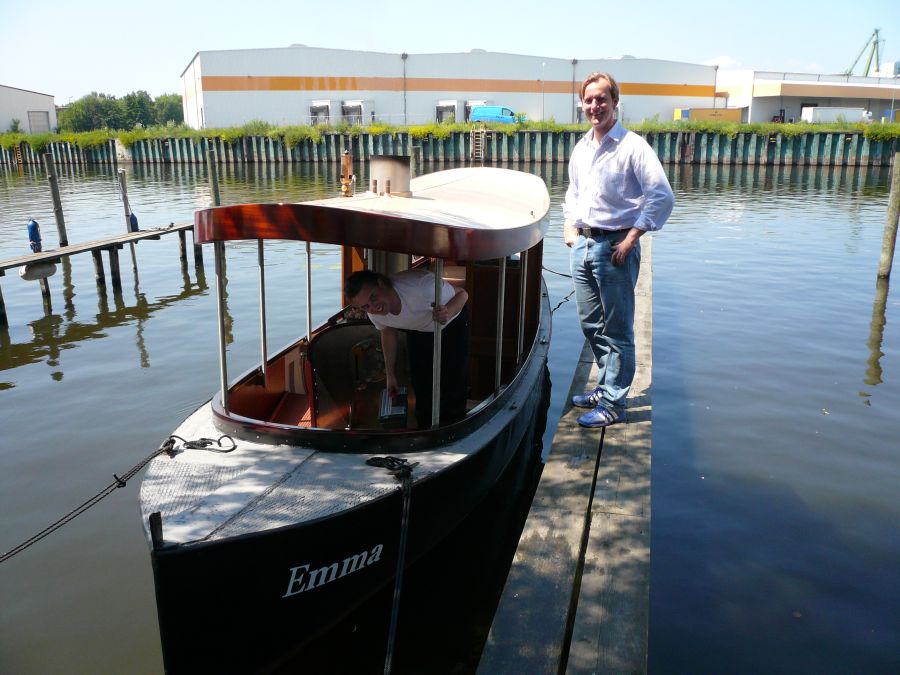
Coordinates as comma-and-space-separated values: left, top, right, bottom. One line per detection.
202, 75, 714, 98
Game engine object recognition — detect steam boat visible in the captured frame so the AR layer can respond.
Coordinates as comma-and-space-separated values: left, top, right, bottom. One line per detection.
139, 157, 551, 671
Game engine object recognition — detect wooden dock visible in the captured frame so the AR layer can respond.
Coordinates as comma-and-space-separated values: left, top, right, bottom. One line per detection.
478, 237, 653, 674
0, 223, 196, 326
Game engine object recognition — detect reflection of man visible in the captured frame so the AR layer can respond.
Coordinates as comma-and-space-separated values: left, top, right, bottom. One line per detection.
563, 72, 674, 428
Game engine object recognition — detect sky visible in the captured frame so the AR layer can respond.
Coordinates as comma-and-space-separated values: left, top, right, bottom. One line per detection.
1, 0, 897, 102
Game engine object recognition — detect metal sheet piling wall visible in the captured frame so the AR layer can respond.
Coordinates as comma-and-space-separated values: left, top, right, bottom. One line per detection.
1, 132, 896, 168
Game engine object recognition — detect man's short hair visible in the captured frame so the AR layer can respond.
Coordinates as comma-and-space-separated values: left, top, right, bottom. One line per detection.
346, 269, 392, 300
580, 72, 620, 103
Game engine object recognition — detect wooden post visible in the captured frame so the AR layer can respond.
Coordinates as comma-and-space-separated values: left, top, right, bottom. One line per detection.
0, 271, 7, 327
109, 247, 122, 291
207, 150, 221, 206
178, 229, 187, 265
39, 278, 52, 314
193, 233, 204, 270
91, 250, 106, 289
877, 153, 900, 279
42, 153, 68, 246
865, 276, 890, 386
116, 169, 139, 278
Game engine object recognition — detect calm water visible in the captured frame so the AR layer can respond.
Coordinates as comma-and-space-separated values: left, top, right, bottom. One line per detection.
0, 160, 897, 673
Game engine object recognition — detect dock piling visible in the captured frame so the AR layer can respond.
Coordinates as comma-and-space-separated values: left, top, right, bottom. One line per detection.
0, 271, 7, 327
108, 247, 122, 291
116, 169, 140, 278
91, 250, 106, 289
207, 150, 221, 206
877, 152, 900, 279
39, 278, 52, 314
178, 228, 187, 265
42, 153, 68, 247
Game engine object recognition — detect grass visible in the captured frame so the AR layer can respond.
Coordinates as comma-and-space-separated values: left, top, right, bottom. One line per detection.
1, 120, 898, 155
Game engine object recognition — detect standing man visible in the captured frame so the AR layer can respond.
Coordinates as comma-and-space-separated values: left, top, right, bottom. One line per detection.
564, 72, 674, 428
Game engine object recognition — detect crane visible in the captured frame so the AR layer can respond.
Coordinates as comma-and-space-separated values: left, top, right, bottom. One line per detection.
845, 29, 882, 76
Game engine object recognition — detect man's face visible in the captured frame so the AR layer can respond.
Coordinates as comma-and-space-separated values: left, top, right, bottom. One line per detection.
582, 79, 618, 134
350, 283, 390, 315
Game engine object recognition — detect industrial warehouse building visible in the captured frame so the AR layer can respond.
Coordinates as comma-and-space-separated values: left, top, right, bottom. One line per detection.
715, 69, 900, 123
0, 84, 57, 134
180, 45, 717, 129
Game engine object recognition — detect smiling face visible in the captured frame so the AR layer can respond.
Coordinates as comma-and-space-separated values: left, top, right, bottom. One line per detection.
582, 79, 618, 138
349, 282, 392, 315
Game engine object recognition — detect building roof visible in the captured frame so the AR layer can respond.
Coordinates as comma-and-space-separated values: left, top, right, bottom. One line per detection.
0, 83, 54, 98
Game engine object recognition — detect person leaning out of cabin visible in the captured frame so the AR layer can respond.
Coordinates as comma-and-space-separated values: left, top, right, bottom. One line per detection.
346, 268, 469, 429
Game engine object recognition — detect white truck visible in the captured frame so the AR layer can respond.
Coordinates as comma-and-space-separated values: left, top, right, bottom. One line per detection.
800, 106, 872, 123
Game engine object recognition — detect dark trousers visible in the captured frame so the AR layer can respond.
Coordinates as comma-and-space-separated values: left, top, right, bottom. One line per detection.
405, 306, 469, 428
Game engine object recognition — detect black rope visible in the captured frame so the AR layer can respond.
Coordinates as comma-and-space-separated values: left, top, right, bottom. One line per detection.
542, 265, 573, 279
366, 456, 417, 675
0, 435, 236, 564
551, 289, 576, 314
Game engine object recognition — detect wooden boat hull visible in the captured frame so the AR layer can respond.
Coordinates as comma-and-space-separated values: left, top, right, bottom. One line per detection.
148, 292, 551, 672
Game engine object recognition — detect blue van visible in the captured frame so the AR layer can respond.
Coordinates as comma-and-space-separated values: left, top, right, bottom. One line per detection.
470, 105, 518, 124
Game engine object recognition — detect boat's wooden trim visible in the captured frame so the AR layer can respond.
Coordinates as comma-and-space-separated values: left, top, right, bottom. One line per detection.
194, 168, 550, 261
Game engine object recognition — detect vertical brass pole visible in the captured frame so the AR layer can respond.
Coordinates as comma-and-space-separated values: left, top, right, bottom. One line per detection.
258, 241, 268, 386
495, 257, 507, 393
431, 259, 444, 428
214, 241, 229, 411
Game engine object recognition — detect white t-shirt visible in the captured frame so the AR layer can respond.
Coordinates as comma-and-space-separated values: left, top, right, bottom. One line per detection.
368, 269, 460, 333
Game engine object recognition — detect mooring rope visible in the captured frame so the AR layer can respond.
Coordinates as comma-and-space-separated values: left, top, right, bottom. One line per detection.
365, 455, 418, 675
0, 435, 236, 564
541, 265, 575, 314
542, 265, 573, 279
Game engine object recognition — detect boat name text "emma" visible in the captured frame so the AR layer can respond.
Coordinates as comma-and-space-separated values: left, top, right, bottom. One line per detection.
283, 544, 384, 597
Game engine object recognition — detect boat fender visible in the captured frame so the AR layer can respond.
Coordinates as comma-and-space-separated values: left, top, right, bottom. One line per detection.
19, 261, 57, 281
27, 218, 41, 252
129, 212, 139, 232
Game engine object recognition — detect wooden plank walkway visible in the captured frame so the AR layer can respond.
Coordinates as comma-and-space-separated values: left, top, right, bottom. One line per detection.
478, 237, 653, 674
0, 222, 193, 273
0, 222, 196, 326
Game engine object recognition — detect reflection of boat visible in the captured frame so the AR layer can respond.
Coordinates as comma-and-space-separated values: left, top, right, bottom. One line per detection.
139, 158, 551, 672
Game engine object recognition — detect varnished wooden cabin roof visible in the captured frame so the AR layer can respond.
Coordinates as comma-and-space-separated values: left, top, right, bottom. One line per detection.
194, 167, 550, 260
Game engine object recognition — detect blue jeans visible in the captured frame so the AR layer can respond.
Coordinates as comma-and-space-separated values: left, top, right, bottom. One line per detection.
570, 230, 641, 412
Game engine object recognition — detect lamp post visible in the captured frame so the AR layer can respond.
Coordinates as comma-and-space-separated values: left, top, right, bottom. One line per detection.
541, 62, 546, 121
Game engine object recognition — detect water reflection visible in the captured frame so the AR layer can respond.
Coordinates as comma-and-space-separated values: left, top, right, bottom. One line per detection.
864, 276, 890, 389
0, 273, 208, 385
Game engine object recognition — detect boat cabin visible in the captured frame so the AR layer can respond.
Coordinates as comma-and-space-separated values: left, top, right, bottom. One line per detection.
194, 157, 550, 446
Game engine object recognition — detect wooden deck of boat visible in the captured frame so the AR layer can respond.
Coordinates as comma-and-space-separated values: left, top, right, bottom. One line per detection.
478, 237, 653, 674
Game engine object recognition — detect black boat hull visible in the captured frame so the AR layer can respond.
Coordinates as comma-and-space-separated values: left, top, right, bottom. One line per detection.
150, 345, 550, 673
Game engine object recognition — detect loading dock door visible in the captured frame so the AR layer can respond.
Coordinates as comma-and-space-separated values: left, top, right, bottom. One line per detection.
27, 111, 50, 134
436, 100, 457, 123
342, 101, 363, 125
310, 100, 331, 125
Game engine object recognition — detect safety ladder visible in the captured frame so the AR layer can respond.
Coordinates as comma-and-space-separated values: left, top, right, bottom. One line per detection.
14, 143, 23, 166
470, 124, 486, 162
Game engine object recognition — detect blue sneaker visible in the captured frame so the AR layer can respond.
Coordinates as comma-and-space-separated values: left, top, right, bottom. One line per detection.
572, 386, 603, 408
577, 405, 625, 428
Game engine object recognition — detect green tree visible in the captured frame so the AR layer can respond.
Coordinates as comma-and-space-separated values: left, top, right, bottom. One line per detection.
58, 92, 124, 132
121, 90, 155, 128
154, 93, 183, 125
